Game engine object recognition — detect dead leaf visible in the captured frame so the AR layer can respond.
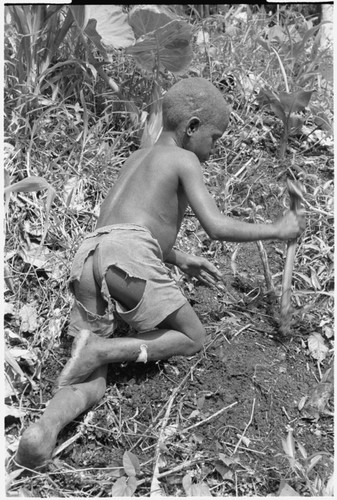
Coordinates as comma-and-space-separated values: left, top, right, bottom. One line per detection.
5, 404, 25, 419
277, 480, 298, 496
4, 302, 15, 316
302, 368, 333, 418
19, 304, 39, 333
307, 332, 329, 363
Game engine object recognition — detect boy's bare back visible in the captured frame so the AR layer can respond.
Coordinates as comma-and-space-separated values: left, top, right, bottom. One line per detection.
97, 144, 195, 259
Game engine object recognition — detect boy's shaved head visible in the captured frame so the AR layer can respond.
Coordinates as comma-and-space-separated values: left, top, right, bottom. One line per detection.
162, 77, 230, 132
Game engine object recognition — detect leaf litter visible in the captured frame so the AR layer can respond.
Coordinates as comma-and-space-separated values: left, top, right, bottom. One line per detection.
4, 5, 334, 497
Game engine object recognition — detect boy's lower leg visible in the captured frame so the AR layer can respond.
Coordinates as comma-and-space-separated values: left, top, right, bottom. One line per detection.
15, 365, 107, 469
58, 302, 205, 388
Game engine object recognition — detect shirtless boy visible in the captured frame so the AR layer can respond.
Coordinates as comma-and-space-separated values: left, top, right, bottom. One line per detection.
16, 77, 305, 469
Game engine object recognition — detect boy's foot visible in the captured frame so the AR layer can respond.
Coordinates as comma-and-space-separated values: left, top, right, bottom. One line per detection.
57, 330, 101, 388
15, 421, 58, 469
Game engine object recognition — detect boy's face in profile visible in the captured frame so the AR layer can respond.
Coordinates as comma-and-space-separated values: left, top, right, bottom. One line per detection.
184, 119, 227, 162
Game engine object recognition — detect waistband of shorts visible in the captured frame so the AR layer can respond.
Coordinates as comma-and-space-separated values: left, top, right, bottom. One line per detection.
84, 223, 154, 239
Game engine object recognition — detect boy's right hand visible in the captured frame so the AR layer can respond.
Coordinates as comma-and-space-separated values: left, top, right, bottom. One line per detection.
274, 209, 306, 241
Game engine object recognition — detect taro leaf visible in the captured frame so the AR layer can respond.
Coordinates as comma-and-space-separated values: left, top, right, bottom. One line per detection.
308, 332, 329, 363
128, 4, 174, 39
77, 5, 135, 61
278, 90, 313, 115
111, 476, 138, 497
123, 451, 140, 477
126, 19, 193, 74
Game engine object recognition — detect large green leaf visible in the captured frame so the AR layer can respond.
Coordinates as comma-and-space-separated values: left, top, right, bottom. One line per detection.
126, 19, 192, 73
128, 4, 174, 39
70, 5, 135, 61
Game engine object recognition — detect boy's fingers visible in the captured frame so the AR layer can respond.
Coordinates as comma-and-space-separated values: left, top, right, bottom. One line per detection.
201, 260, 222, 279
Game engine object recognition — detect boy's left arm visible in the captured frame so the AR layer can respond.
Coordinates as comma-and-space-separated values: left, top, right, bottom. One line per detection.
165, 248, 222, 287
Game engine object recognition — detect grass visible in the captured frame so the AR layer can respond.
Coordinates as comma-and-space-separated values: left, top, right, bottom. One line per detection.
4, 5, 333, 497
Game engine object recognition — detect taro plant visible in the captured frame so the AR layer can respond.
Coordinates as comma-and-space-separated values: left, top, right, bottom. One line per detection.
5, 4, 194, 147
255, 14, 332, 158
256, 87, 313, 158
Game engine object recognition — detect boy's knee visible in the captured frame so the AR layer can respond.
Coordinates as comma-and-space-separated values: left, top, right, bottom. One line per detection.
188, 325, 206, 355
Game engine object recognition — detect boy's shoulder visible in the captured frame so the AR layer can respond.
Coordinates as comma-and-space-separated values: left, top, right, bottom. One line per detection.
150, 144, 200, 167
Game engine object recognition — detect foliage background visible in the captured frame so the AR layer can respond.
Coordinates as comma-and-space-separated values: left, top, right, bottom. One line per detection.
4, 4, 334, 497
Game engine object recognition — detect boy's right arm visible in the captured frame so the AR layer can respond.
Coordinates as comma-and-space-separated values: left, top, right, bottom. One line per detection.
177, 154, 305, 242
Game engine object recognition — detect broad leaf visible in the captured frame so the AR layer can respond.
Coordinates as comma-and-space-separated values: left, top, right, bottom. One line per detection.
128, 4, 174, 39
123, 451, 140, 477
278, 90, 313, 114
182, 474, 211, 497
126, 19, 192, 74
111, 476, 137, 497
81, 5, 135, 61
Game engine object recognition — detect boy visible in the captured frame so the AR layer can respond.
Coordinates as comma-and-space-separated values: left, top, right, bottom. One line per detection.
15, 78, 305, 468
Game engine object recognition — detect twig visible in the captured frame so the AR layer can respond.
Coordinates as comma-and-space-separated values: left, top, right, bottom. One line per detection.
233, 398, 255, 454
52, 411, 94, 459
222, 441, 266, 455
255, 240, 275, 295
181, 402, 238, 434
150, 382, 183, 496
233, 324, 251, 339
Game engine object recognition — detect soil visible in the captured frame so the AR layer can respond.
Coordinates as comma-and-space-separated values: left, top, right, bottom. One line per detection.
27, 247, 333, 496
7, 160, 334, 497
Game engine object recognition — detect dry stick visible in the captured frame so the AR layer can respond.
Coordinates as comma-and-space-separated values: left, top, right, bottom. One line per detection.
130, 358, 202, 453
181, 402, 238, 434
233, 398, 256, 455
280, 179, 304, 335
150, 371, 192, 497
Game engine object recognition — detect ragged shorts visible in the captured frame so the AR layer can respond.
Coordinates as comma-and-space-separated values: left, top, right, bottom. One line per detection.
68, 224, 187, 337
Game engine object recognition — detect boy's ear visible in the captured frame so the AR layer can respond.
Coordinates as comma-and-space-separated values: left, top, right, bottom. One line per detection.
186, 117, 200, 136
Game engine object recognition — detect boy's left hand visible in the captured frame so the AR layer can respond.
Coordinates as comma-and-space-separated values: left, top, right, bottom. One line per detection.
179, 255, 222, 287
